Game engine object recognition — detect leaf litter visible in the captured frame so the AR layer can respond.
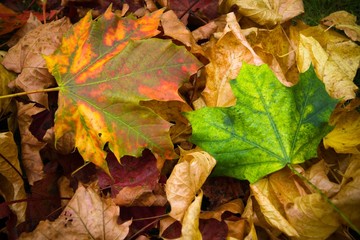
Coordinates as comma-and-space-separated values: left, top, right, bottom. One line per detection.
0, 0, 359, 239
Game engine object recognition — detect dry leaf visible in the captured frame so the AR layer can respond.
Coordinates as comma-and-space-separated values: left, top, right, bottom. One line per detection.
295, 25, 360, 100
2, 18, 71, 108
17, 102, 46, 184
219, 0, 304, 26
0, 132, 27, 223
332, 154, 360, 228
200, 199, 244, 221
113, 184, 167, 206
161, 10, 204, 56
285, 194, 340, 239
7, 13, 42, 47
197, 12, 263, 107
57, 176, 74, 208
0, 55, 16, 117
321, 10, 360, 42
324, 109, 360, 154
181, 190, 203, 240
244, 25, 298, 86
19, 184, 132, 239
166, 149, 216, 221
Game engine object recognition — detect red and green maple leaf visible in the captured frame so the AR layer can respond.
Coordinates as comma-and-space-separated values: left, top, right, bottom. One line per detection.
44, 8, 202, 174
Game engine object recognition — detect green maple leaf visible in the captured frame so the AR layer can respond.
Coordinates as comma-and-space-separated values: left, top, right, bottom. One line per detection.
44, 8, 202, 174
185, 63, 338, 183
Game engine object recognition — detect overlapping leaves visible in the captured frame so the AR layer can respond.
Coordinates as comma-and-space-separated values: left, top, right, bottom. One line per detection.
185, 63, 339, 183
44, 8, 202, 173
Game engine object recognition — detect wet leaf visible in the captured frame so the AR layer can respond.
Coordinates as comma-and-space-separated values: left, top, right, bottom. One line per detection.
0, 132, 27, 223
186, 63, 338, 183
19, 184, 131, 240
44, 8, 202, 174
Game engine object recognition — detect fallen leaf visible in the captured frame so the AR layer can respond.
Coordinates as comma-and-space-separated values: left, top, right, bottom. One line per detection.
6, 13, 42, 47
186, 63, 338, 183
2, 18, 72, 108
219, 0, 304, 26
197, 12, 263, 107
166, 149, 216, 221
0, 132, 27, 223
181, 190, 203, 240
19, 184, 131, 239
200, 199, 244, 221
0, 55, 16, 117
285, 193, 340, 239
251, 177, 299, 237
244, 25, 298, 86
44, 8, 202, 174
324, 109, 360, 154
17, 102, 46, 185
161, 10, 204, 56
321, 11, 360, 42
296, 25, 360, 100
332, 154, 360, 228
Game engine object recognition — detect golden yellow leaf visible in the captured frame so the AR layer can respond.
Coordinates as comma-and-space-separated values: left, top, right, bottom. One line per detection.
181, 190, 203, 240
19, 184, 131, 240
244, 25, 298, 86
321, 10, 360, 42
0, 132, 27, 223
296, 25, 360, 100
165, 149, 216, 221
200, 199, 244, 221
324, 108, 360, 154
219, 0, 303, 26
285, 194, 340, 239
251, 177, 299, 237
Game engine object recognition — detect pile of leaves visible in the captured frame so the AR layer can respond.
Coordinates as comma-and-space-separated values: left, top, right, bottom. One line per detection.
0, 0, 360, 239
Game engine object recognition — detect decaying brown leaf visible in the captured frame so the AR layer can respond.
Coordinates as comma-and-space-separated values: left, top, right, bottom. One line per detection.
321, 11, 360, 42
0, 132, 27, 223
19, 184, 132, 240
0, 55, 16, 118
17, 102, 46, 185
2, 18, 71, 108
165, 149, 216, 221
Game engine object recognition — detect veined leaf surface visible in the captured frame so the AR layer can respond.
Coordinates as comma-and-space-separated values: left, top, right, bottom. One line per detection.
44, 8, 202, 173
185, 63, 338, 183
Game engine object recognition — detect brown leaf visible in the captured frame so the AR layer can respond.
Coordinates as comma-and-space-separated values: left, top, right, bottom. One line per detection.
2, 18, 71, 107
200, 199, 244, 221
321, 11, 360, 42
19, 184, 131, 240
17, 102, 46, 185
165, 149, 216, 221
0, 132, 27, 223
0, 55, 16, 118
161, 10, 204, 56
196, 12, 263, 107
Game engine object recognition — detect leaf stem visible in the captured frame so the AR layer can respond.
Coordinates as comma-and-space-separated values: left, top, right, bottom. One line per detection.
287, 164, 360, 234
0, 87, 60, 99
